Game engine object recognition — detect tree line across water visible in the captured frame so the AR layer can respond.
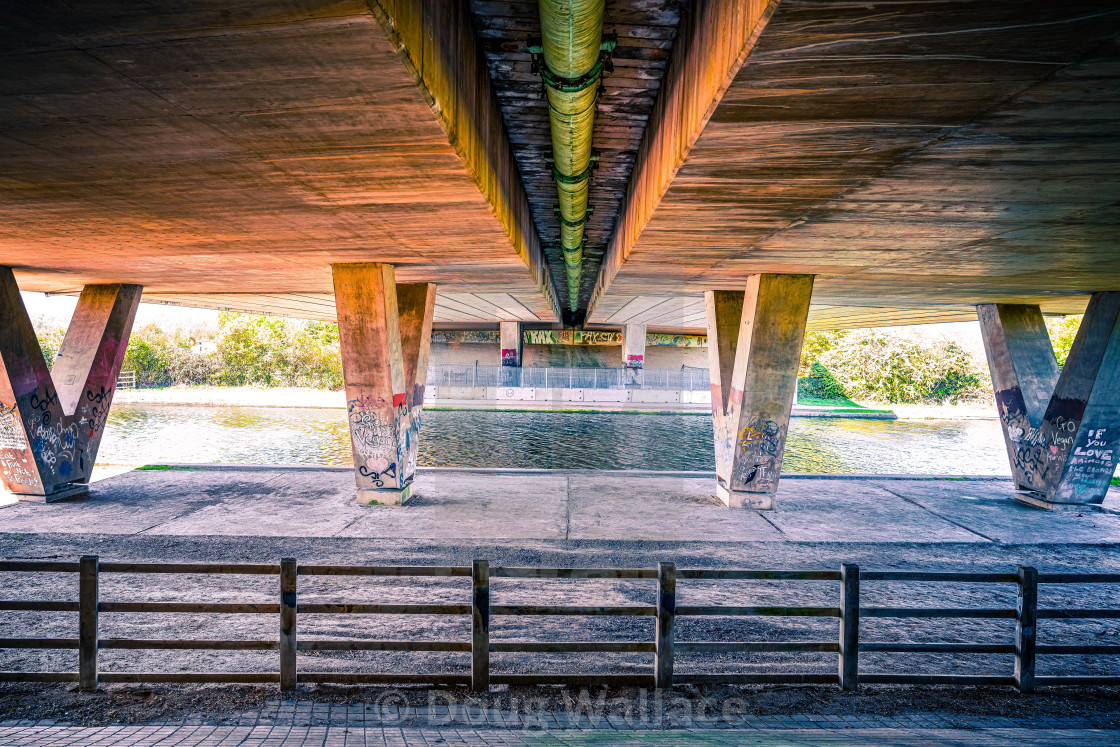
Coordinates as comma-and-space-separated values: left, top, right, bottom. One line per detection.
797, 316, 1080, 405
33, 312, 1083, 406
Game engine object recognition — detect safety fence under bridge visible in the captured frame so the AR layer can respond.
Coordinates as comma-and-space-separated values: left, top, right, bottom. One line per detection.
426, 365, 711, 391
1, 559, 1118, 692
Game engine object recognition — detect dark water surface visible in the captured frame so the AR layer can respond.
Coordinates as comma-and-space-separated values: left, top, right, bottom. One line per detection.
98, 405, 1011, 475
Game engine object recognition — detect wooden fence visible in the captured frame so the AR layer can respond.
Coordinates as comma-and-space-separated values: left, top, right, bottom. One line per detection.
1, 558, 1118, 692
115, 370, 137, 391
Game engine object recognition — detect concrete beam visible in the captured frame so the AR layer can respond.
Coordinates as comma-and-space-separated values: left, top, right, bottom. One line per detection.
333, 263, 434, 505
979, 295, 1120, 509
706, 274, 814, 509
368, 0, 561, 320
586, 0, 779, 319
0, 268, 140, 500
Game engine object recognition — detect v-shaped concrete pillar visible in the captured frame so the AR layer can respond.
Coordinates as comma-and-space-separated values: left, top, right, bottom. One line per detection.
978, 294, 1120, 509
705, 275, 814, 509
0, 268, 141, 500
333, 263, 435, 505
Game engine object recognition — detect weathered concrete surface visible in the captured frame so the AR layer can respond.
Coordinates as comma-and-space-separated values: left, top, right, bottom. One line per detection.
0, 270, 141, 499
1, 466, 1116, 543
706, 275, 814, 507
333, 264, 434, 505
979, 297, 1120, 508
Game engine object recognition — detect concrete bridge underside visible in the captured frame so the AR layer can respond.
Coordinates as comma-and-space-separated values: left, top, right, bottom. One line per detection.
2, 1, 1119, 509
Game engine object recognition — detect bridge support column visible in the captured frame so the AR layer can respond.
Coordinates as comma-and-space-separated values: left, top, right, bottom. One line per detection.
978, 294, 1120, 509
0, 268, 141, 501
705, 275, 814, 509
499, 322, 522, 367
622, 324, 646, 386
333, 263, 435, 506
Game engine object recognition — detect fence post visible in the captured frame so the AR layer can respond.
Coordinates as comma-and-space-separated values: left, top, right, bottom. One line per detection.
655, 561, 676, 689
472, 560, 490, 692
78, 555, 99, 692
839, 563, 859, 691
1016, 565, 1038, 693
280, 557, 297, 691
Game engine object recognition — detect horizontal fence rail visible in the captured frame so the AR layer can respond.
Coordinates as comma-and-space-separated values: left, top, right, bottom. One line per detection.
0, 559, 1117, 691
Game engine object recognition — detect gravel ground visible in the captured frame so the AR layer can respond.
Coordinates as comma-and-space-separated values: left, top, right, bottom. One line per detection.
2, 534, 1118, 687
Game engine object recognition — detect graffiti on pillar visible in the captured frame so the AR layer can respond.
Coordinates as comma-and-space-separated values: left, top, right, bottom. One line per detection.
80, 386, 113, 437
1064, 427, 1114, 500
997, 387, 1084, 491
348, 396, 397, 486
624, 354, 644, 369
0, 402, 38, 488
732, 418, 784, 492
501, 348, 519, 367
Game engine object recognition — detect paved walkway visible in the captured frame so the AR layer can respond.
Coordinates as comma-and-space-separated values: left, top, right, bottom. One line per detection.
0, 725, 1117, 745
3, 695, 1120, 746
1, 466, 1118, 543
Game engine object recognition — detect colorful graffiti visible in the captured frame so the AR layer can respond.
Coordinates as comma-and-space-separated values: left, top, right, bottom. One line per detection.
995, 386, 1117, 502
0, 402, 38, 488
347, 396, 397, 488
646, 333, 707, 347
431, 330, 500, 344
522, 330, 707, 347
524, 329, 622, 346
732, 418, 784, 492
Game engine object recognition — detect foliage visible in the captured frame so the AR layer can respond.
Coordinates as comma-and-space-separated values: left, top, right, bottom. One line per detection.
214, 313, 344, 388
797, 329, 989, 405
32, 313, 345, 390
815, 330, 984, 404
36, 327, 67, 369
1045, 314, 1081, 368
799, 330, 848, 377
798, 360, 847, 400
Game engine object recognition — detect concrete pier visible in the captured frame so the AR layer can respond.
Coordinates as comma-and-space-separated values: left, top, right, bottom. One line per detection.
332, 263, 436, 505
0, 269, 140, 501
499, 321, 522, 367
706, 275, 814, 509
979, 295, 1120, 509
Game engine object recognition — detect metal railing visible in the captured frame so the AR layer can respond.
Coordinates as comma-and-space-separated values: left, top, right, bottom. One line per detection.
426, 365, 710, 390
1, 559, 1117, 691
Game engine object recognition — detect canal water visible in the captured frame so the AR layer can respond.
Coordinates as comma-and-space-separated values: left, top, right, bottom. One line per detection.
97, 404, 1011, 475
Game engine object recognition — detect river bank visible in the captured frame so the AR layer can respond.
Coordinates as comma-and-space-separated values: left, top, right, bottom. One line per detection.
113, 385, 997, 419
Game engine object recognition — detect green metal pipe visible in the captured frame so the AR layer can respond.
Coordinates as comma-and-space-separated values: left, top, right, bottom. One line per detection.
537, 0, 608, 312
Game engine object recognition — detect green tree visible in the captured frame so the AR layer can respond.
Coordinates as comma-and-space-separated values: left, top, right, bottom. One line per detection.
818, 330, 983, 404
1045, 314, 1081, 368
799, 330, 848, 377
216, 312, 290, 386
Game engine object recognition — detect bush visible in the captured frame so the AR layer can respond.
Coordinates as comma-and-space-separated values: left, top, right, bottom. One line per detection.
798, 361, 846, 400
1046, 314, 1081, 368
818, 330, 983, 404
36, 326, 67, 369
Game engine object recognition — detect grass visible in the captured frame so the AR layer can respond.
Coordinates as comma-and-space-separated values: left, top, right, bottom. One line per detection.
795, 395, 892, 412
136, 464, 200, 471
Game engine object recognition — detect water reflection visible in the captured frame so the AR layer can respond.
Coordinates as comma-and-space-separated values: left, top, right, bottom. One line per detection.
99, 404, 1011, 475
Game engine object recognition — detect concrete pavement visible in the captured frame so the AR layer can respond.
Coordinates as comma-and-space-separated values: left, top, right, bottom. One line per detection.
1, 466, 1117, 544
